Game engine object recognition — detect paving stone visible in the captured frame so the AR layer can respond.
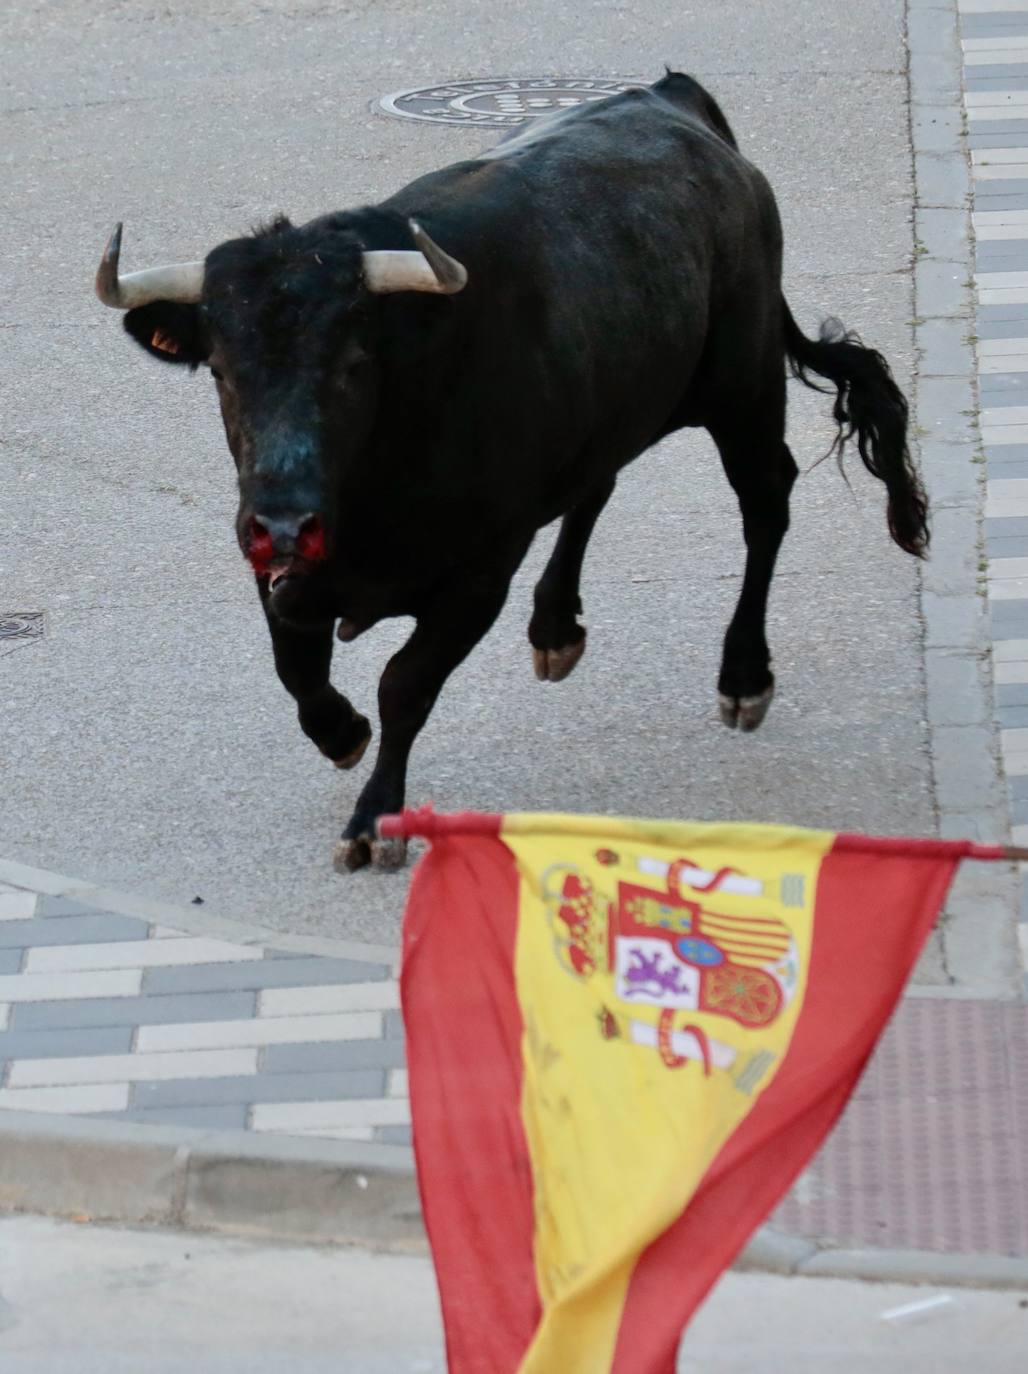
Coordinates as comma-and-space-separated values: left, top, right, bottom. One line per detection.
132, 1068, 386, 1109
0, 950, 23, 975
261, 1039, 408, 1075
383, 1010, 406, 1041
921, 591, 989, 648
135, 1010, 382, 1053
933, 724, 1005, 811
0, 969, 142, 1003
980, 299, 1028, 319
9, 990, 257, 1031
1009, 774, 1028, 801
34, 896, 115, 918
0, 1083, 130, 1114
916, 375, 977, 441
925, 650, 989, 724
96, 1103, 250, 1130
376, 1125, 413, 1146
970, 130, 1028, 147
142, 956, 391, 996
967, 63, 1028, 84
251, 1098, 410, 1133
915, 206, 971, 260
916, 256, 971, 316
912, 104, 964, 155
979, 373, 1028, 396
917, 316, 976, 374
1009, 794, 1028, 822
7, 1047, 259, 1089
996, 681, 1028, 704
979, 314, 1028, 335
0, 914, 150, 950
0, 893, 37, 922
986, 465, 1028, 485
986, 515, 1028, 537
991, 596, 1028, 636
26, 937, 264, 975
916, 151, 972, 206
998, 703, 1028, 726
0, 1026, 133, 1061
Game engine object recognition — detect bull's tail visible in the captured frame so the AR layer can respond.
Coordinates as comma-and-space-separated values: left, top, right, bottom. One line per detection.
782, 298, 929, 557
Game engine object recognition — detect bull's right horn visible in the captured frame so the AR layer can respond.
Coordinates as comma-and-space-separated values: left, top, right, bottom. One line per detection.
95, 223, 205, 309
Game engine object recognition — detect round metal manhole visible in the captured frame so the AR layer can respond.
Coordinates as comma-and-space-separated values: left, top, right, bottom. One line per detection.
380, 78, 641, 127
0, 611, 45, 642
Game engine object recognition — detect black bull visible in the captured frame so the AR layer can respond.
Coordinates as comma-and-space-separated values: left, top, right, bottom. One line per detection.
97, 72, 928, 872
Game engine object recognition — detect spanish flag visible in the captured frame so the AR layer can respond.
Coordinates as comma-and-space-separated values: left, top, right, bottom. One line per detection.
383, 809, 1006, 1373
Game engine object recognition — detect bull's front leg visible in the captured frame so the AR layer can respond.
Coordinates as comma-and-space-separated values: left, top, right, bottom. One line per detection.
260, 586, 372, 770
333, 567, 518, 873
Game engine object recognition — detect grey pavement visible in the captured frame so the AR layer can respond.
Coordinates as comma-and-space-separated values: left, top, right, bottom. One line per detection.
0, 0, 967, 965
1, 1213, 1025, 1374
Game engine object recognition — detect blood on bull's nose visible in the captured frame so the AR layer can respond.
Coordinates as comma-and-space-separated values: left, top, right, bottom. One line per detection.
246, 512, 327, 574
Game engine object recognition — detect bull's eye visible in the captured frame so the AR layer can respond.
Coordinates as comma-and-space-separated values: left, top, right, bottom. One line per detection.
210, 367, 224, 382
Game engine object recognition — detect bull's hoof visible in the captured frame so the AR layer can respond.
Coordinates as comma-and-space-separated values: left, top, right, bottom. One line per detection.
718, 683, 775, 733
333, 731, 371, 771
532, 637, 586, 683
332, 834, 408, 874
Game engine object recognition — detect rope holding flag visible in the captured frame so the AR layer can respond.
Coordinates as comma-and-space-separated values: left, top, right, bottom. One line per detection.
384, 808, 1013, 1374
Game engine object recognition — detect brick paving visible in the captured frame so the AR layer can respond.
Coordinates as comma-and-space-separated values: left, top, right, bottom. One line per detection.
0, 878, 409, 1144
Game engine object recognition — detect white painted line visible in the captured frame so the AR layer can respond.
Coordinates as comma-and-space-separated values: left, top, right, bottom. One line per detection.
989, 478, 1028, 500
979, 354, 1028, 371
966, 89, 1028, 107
983, 406, 1028, 426
990, 557, 1028, 579
268, 1125, 378, 1142
251, 1098, 411, 1133
978, 289, 1028, 305
979, 336, 1028, 355
973, 147, 1028, 164
988, 577, 1028, 598
974, 209, 1028, 226
960, 0, 1028, 12
0, 892, 38, 921
0, 1084, 131, 1114
975, 164, 1028, 179
1002, 726, 1028, 751
996, 661, 1028, 683
977, 271, 1028, 288
965, 50, 1028, 66
987, 497, 1028, 515
965, 36, 1028, 52
388, 1069, 409, 1099
136, 1011, 383, 1053
1003, 752, 1028, 776
0, 969, 142, 1003
977, 223, 1028, 240
258, 982, 401, 1017
968, 107, 1028, 122
7, 1047, 259, 1089
982, 425, 1028, 446
0, 1004, 9, 1031
993, 637, 1028, 662
25, 937, 262, 974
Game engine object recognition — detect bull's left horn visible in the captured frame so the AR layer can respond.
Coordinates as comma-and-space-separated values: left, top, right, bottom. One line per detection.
95, 223, 205, 309
362, 220, 468, 296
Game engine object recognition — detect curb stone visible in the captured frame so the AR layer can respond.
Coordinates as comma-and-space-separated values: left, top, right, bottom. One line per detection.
3, 1108, 1026, 1290
908, 0, 1023, 997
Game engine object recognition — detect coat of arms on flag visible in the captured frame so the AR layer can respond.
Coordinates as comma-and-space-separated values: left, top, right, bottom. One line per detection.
384, 807, 1010, 1374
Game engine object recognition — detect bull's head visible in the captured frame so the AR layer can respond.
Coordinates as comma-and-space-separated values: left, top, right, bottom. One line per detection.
96, 218, 467, 596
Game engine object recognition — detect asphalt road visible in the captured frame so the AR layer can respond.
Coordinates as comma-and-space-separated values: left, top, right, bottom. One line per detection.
2, 1215, 1025, 1373
0, 0, 935, 948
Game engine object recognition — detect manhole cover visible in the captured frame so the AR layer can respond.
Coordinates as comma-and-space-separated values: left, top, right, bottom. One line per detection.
380, 78, 641, 127
0, 612, 45, 642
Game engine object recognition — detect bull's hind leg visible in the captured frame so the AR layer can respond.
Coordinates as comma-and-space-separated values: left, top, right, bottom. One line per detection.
529, 476, 615, 682
260, 587, 372, 768
710, 409, 797, 732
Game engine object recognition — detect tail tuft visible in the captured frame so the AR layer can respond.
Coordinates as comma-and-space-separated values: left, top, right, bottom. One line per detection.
783, 303, 929, 557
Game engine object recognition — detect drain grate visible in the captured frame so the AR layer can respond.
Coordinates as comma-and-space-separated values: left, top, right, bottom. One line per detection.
0, 611, 45, 642
380, 78, 640, 127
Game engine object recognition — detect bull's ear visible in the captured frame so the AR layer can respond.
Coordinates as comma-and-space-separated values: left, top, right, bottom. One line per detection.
122, 302, 207, 368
